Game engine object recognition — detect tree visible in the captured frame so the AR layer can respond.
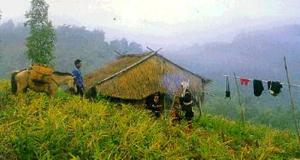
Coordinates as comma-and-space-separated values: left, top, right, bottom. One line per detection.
25, 0, 56, 65
0, 11, 1, 61
128, 42, 143, 53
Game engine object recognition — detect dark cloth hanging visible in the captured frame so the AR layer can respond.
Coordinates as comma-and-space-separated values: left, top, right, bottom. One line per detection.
240, 78, 250, 86
225, 76, 230, 98
253, 79, 264, 97
267, 81, 283, 96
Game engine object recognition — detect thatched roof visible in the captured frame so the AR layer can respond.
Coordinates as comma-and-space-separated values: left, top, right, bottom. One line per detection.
85, 52, 211, 100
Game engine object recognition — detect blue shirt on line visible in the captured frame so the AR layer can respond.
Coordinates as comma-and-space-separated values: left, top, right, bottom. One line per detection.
72, 67, 84, 88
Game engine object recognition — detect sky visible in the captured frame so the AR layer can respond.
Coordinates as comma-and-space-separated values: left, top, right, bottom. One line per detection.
0, 0, 300, 49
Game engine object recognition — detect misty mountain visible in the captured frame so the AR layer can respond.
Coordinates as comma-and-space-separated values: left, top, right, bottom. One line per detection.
163, 25, 300, 118
0, 20, 143, 77
2, 19, 300, 88
168, 24, 300, 83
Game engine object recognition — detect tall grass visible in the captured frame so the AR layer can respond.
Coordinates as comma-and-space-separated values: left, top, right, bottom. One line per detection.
0, 80, 299, 159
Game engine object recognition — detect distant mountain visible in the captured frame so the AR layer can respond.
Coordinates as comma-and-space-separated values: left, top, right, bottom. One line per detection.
2, 20, 300, 85
0, 20, 143, 77
167, 24, 300, 83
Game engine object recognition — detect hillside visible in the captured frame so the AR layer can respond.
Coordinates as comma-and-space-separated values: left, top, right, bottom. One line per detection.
165, 24, 300, 130
0, 80, 299, 159
0, 20, 143, 78
168, 24, 300, 81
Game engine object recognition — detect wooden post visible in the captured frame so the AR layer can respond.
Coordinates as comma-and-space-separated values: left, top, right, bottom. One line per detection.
163, 93, 167, 110
199, 84, 205, 117
233, 73, 245, 124
193, 94, 201, 117
284, 57, 300, 145
198, 95, 203, 117
163, 93, 166, 119
196, 80, 206, 117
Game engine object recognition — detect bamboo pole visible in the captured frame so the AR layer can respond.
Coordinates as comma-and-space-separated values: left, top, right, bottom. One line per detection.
199, 84, 205, 117
283, 57, 300, 145
198, 95, 203, 117
114, 50, 123, 56
233, 73, 245, 124
95, 51, 156, 86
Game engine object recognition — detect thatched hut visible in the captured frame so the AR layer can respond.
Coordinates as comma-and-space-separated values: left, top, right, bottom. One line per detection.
84, 52, 211, 108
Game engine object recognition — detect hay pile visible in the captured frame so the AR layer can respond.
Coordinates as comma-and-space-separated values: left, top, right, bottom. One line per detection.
30, 64, 54, 75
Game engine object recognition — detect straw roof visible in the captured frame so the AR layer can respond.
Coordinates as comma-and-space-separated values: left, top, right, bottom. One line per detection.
85, 52, 210, 100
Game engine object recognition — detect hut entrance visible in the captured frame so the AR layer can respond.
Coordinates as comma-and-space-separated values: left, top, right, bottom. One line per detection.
145, 92, 165, 111
145, 92, 174, 110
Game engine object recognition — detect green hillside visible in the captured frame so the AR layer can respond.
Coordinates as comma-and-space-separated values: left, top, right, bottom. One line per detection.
0, 80, 299, 159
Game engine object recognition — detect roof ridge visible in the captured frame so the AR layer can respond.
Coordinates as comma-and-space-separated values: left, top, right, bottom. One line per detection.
116, 52, 150, 59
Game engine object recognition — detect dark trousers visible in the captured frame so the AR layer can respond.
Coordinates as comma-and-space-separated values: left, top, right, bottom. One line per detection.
183, 104, 194, 121
152, 110, 161, 118
76, 85, 84, 97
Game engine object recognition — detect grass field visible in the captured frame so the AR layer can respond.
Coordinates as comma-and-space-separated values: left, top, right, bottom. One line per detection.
0, 80, 299, 159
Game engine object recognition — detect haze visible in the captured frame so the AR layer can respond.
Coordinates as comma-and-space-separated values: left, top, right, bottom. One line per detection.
1, 0, 300, 49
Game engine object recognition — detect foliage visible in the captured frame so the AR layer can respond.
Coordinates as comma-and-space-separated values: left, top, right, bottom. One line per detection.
0, 21, 143, 78
0, 80, 299, 159
110, 38, 142, 54
25, 0, 56, 66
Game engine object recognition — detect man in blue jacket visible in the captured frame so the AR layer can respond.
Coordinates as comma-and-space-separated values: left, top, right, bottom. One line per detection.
72, 59, 84, 97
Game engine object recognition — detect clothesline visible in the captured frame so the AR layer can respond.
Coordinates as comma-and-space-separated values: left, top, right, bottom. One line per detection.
224, 74, 300, 88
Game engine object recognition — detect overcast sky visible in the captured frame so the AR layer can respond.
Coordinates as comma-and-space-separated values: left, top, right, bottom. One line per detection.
1, 0, 300, 49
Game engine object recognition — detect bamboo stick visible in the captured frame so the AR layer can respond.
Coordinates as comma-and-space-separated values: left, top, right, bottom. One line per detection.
95, 51, 156, 86
283, 57, 300, 146
234, 73, 245, 124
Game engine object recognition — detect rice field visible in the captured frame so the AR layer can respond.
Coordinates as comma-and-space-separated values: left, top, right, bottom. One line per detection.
0, 80, 299, 159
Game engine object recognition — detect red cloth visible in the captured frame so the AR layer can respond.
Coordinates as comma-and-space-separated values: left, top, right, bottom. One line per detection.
240, 78, 250, 85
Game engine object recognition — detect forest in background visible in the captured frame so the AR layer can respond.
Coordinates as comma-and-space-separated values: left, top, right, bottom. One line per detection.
167, 24, 300, 131
1, 1, 300, 158
0, 20, 143, 77
1, 20, 300, 132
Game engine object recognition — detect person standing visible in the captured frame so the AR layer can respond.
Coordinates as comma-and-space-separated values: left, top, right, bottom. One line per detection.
171, 81, 194, 129
180, 88, 194, 129
72, 59, 84, 97
180, 81, 194, 129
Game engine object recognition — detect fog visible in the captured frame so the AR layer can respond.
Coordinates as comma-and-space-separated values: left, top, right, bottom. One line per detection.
1, 0, 300, 49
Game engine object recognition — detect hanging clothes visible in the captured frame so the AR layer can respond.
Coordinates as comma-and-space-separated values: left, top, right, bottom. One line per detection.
225, 76, 230, 98
267, 81, 283, 96
253, 79, 264, 97
240, 77, 250, 86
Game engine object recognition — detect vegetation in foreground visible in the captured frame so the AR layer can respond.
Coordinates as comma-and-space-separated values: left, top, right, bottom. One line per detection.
0, 80, 299, 159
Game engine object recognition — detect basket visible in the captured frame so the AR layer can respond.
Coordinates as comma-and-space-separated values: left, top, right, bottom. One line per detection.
30, 64, 54, 75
